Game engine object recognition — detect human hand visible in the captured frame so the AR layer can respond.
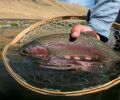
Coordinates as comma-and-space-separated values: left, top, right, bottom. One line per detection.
69, 24, 100, 41
65, 25, 100, 61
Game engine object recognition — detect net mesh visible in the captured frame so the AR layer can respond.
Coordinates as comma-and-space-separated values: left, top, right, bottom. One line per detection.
4, 16, 120, 95
19, 18, 86, 46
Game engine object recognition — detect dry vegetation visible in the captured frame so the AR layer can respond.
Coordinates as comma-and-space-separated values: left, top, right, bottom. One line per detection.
0, 0, 87, 19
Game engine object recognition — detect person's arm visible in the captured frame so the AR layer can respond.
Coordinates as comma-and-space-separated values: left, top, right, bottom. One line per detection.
87, 0, 120, 42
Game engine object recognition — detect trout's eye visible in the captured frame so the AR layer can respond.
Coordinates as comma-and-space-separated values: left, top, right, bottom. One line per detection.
19, 48, 29, 56
22, 49, 28, 54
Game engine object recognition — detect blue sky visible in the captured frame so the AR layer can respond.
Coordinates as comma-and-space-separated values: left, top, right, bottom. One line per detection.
60, 0, 95, 8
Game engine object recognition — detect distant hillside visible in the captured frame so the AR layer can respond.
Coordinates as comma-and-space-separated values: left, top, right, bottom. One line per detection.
0, 0, 87, 19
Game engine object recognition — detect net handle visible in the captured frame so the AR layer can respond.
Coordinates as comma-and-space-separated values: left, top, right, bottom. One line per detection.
10, 15, 86, 45
112, 22, 120, 30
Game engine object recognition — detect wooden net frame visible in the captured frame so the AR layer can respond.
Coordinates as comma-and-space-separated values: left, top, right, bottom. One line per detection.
2, 15, 120, 96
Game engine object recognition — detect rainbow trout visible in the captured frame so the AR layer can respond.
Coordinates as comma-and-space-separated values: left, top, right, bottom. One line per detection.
19, 33, 120, 72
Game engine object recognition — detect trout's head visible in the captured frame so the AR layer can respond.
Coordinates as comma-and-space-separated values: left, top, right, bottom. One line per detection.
19, 46, 49, 59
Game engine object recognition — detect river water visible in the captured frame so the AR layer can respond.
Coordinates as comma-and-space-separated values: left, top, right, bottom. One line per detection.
0, 28, 120, 100
0, 61, 120, 100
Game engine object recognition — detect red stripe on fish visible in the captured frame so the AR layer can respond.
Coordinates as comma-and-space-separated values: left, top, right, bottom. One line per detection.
27, 46, 49, 59
28, 46, 48, 54
23, 44, 111, 61
49, 43, 111, 61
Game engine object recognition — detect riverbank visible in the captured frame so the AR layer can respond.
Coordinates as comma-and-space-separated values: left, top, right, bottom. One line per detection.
0, 19, 38, 59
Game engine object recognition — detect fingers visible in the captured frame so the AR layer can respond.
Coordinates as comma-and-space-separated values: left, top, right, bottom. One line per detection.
84, 56, 92, 61
87, 31, 100, 40
96, 34, 100, 40
64, 55, 93, 61
64, 55, 71, 59
71, 25, 82, 38
69, 25, 82, 42
70, 24, 100, 41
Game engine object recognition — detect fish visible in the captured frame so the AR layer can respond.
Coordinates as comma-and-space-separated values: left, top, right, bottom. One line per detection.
19, 32, 120, 73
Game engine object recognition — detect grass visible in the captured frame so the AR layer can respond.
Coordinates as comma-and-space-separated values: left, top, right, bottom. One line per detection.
10, 22, 18, 27
0, 22, 4, 26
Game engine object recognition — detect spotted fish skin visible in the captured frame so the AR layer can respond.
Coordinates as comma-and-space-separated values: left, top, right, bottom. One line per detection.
19, 33, 120, 72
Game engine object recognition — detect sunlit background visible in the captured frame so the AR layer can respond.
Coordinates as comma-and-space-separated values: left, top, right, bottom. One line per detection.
60, 0, 95, 8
